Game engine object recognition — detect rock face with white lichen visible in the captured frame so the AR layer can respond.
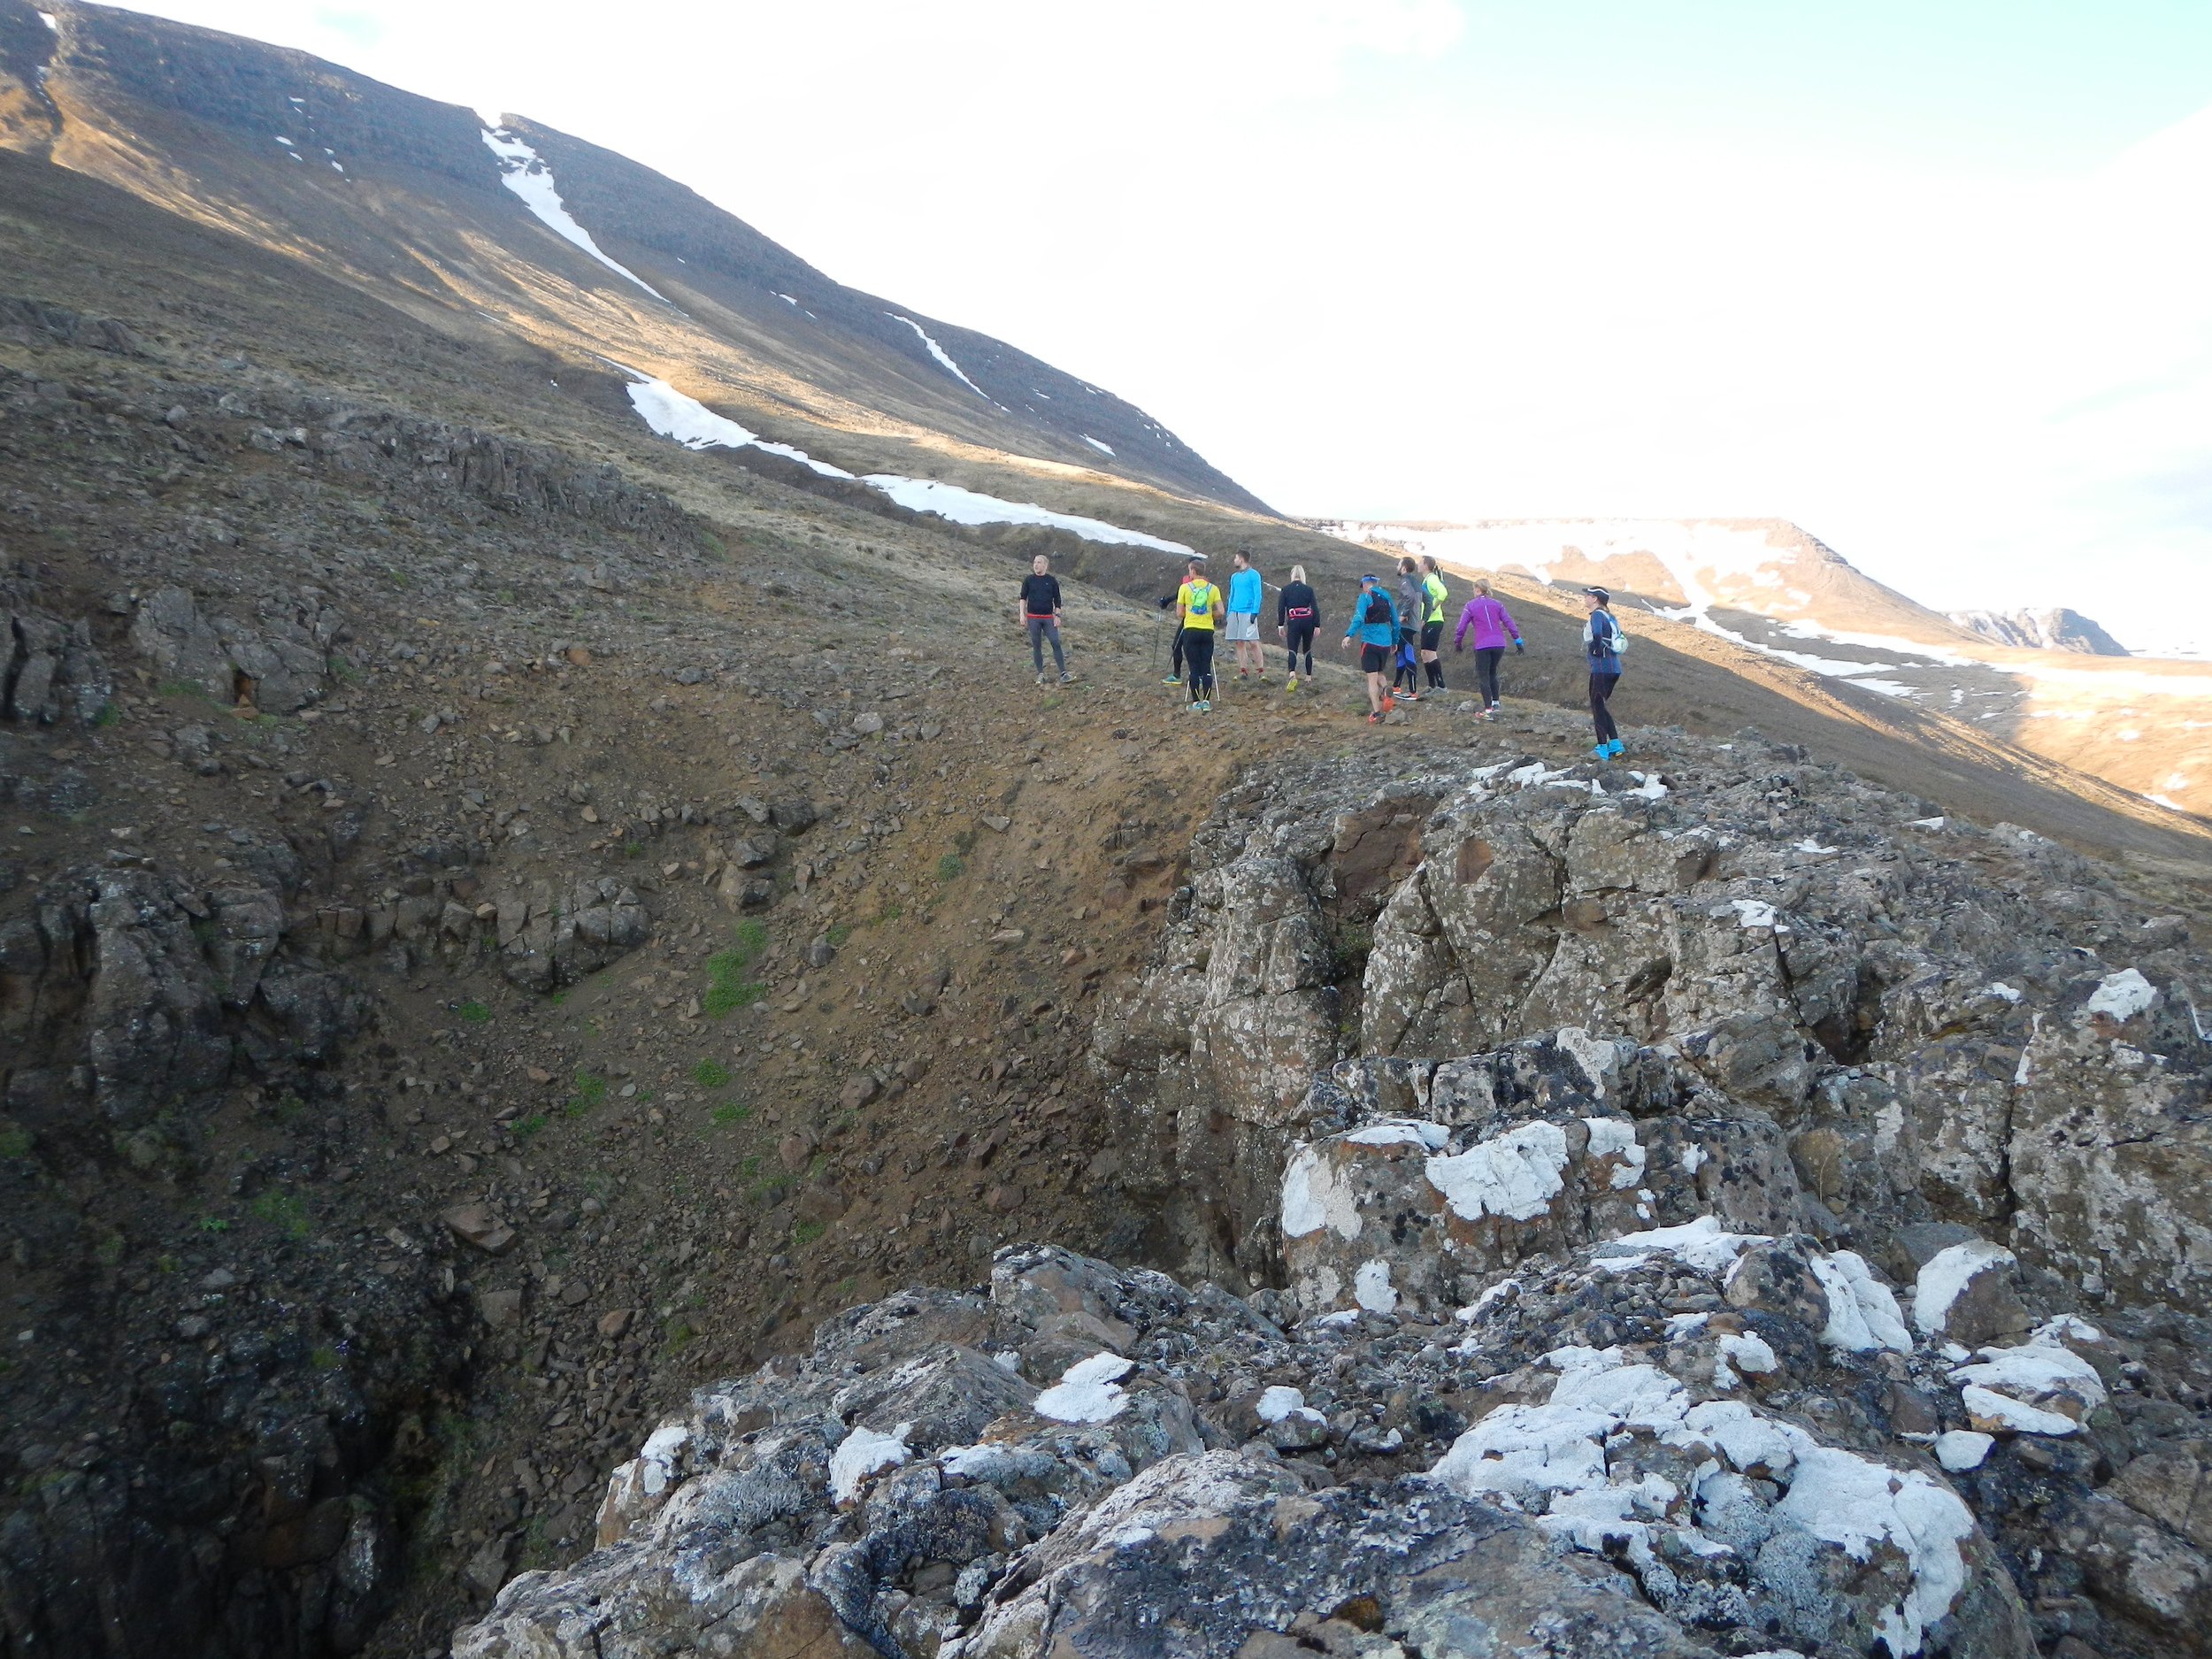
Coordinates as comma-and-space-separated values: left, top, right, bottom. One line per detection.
452, 1030, 2208, 1658
451, 733, 2212, 1659
1088, 736, 2212, 1317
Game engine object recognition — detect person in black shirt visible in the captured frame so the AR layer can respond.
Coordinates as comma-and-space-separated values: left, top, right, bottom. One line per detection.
1276, 564, 1319, 690
1018, 554, 1072, 684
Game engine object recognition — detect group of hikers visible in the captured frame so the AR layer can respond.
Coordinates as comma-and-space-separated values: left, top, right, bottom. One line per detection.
1018, 549, 1630, 754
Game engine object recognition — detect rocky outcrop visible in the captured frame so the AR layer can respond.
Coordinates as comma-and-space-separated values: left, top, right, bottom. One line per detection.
0, 294, 144, 355
1, 856, 370, 1136
1090, 734, 2212, 1317
0, 849, 468, 1658
458, 1033, 2212, 1657
494, 874, 652, 991
4, 605, 110, 725
127, 584, 343, 713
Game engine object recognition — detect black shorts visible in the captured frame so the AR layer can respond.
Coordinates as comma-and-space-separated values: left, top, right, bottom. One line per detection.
1420, 620, 1444, 652
1360, 642, 1388, 673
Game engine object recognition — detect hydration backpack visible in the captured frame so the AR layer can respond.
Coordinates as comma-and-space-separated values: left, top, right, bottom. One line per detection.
1363, 591, 1392, 626
1187, 582, 1213, 617
1587, 611, 1628, 660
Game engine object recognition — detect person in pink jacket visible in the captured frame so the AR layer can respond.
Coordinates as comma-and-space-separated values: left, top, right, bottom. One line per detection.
1452, 579, 1523, 716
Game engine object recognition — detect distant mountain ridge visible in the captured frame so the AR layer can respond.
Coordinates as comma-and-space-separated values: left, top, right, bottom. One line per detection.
1314, 516, 2209, 819
1947, 607, 2131, 657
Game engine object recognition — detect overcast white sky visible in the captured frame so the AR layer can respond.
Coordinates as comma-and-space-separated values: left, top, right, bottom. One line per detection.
106, 0, 2212, 654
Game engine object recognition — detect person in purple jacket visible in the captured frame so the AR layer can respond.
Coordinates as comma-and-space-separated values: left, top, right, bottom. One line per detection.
1452, 578, 1523, 718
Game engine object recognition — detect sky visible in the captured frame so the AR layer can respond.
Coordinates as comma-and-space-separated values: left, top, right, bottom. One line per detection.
104, 0, 2212, 655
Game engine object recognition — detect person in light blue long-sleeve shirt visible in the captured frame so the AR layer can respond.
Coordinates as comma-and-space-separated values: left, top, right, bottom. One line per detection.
1225, 551, 1265, 685
1339, 572, 1399, 720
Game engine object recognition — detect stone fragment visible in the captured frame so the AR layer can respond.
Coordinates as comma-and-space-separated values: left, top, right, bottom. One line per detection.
441, 1202, 516, 1256
477, 1288, 523, 1329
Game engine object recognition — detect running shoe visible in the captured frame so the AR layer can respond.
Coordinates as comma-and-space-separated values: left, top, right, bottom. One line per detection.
1367, 711, 1381, 723
1592, 742, 1612, 757
1286, 674, 1299, 692
1059, 672, 1077, 684
1035, 673, 1046, 686
1607, 739, 1625, 757
1401, 688, 1421, 702
1162, 674, 1181, 685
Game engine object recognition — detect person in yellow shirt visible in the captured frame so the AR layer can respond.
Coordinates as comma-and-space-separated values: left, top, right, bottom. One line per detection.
1418, 555, 1450, 692
1174, 557, 1219, 712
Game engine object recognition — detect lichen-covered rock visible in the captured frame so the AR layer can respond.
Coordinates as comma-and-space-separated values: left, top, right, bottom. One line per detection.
1281, 1032, 1815, 1319
1091, 735, 2212, 1315
458, 1065, 2073, 1659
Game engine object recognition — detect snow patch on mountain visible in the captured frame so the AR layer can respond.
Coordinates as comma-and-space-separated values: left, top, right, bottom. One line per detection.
481, 128, 668, 303
626, 380, 1193, 557
626, 380, 853, 479
888, 314, 987, 397
859, 477, 1192, 555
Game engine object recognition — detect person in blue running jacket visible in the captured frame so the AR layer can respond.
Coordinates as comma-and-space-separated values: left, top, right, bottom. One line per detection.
1340, 572, 1399, 722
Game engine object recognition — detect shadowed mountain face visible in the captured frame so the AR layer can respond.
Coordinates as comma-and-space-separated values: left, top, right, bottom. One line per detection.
0, 0, 1265, 514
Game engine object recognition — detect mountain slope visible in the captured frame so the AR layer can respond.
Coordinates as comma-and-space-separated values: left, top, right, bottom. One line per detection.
0, 0, 1266, 518
1319, 517, 2212, 820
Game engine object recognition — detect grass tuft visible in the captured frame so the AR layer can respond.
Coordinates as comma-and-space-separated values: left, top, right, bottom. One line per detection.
702, 920, 769, 1017
560, 1071, 606, 1118
456, 1000, 491, 1024
249, 1189, 310, 1238
690, 1058, 731, 1088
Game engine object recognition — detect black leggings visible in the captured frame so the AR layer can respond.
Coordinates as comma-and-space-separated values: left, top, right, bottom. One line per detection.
1590, 671, 1621, 742
1284, 621, 1315, 674
1394, 629, 1419, 691
1474, 646, 1504, 706
1183, 630, 1216, 700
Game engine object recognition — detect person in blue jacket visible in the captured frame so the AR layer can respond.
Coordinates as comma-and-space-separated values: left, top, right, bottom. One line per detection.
1339, 572, 1399, 722
1583, 585, 1628, 756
